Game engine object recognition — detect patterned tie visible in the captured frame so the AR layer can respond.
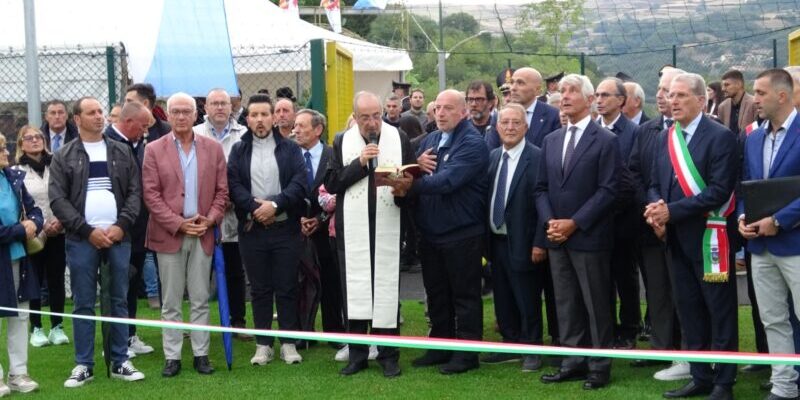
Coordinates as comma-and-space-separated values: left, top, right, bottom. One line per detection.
492, 152, 510, 230
665, 118, 674, 130
562, 126, 578, 171
304, 151, 314, 189
52, 134, 62, 153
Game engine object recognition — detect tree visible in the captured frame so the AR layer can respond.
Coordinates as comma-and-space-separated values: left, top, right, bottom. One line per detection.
517, 0, 583, 54
442, 12, 479, 36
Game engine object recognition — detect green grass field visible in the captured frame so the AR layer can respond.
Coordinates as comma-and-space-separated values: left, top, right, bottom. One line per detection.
0, 300, 771, 399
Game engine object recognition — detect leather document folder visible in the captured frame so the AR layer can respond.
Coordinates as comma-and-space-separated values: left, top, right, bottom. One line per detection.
740, 175, 800, 224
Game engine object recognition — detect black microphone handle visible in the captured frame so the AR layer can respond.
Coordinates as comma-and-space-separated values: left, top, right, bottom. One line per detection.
368, 132, 378, 170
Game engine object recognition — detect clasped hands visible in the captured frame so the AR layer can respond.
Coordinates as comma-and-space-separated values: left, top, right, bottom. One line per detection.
738, 216, 778, 239
88, 225, 125, 249
178, 215, 215, 237
252, 199, 277, 226
546, 219, 577, 244
644, 199, 669, 240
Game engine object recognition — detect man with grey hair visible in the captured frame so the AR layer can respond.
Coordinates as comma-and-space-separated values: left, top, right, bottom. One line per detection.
645, 73, 738, 400
274, 98, 297, 139
325, 91, 415, 378
142, 92, 228, 378
192, 88, 250, 340
622, 82, 648, 125
535, 74, 621, 390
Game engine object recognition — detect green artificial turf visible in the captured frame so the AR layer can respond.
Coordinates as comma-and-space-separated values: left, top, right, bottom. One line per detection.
0, 300, 770, 399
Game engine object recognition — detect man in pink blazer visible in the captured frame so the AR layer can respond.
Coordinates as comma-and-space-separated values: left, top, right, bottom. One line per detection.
142, 92, 228, 378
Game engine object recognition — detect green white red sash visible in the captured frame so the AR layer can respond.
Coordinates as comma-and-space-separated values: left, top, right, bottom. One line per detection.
667, 122, 736, 282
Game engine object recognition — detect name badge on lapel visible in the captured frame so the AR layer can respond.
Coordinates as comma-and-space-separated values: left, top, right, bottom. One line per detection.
443, 153, 450, 162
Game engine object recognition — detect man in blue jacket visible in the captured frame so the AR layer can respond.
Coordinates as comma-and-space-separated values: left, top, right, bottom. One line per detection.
410, 89, 490, 375
739, 68, 800, 400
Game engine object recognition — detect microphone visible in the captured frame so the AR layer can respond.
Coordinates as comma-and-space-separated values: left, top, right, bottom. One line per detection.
368, 132, 378, 170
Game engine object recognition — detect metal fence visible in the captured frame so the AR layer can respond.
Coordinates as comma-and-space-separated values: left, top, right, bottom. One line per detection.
232, 42, 314, 107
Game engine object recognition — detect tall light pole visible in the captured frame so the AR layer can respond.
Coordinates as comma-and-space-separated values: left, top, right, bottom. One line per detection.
24, 0, 42, 127
437, 0, 445, 92
437, 30, 490, 92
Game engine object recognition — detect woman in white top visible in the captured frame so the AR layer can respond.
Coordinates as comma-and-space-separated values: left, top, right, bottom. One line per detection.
13, 126, 69, 348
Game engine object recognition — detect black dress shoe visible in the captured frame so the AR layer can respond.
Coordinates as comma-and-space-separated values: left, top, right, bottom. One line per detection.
162, 359, 182, 377
521, 355, 543, 372
439, 359, 479, 375
340, 360, 368, 376
706, 385, 733, 400
412, 351, 451, 368
741, 364, 771, 373
541, 368, 588, 384
193, 356, 214, 375
631, 359, 671, 368
663, 381, 713, 398
481, 352, 521, 364
381, 360, 402, 378
760, 381, 774, 391
583, 372, 609, 390
613, 336, 636, 350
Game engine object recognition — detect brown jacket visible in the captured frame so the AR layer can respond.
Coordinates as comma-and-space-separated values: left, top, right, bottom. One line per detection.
717, 92, 757, 133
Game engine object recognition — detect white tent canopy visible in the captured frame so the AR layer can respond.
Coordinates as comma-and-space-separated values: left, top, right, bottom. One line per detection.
0, 0, 412, 99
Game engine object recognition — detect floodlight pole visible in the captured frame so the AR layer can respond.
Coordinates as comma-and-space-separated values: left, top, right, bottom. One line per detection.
24, 0, 42, 127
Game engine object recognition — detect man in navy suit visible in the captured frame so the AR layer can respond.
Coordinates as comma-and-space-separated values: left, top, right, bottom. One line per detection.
535, 74, 621, 390
739, 68, 800, 400
486, 68, 561, 149
595, 77, 641, 350
646, 73, 739, 400
482, 103, 549, 372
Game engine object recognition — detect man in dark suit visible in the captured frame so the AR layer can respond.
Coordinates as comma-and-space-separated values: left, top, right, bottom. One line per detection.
41, 100, 79, 153
534, 74, 621, 390
739, 68, 800, 400
124, 83, 171, 143
645, 73, 739, 400
595, 77, 641, 350
103, 102, 156, 357
293, 109, 345, 338
486, 68, 561, 149
623, 82, 649, 125
628, 68, 686, 372
482, 103, 549, 372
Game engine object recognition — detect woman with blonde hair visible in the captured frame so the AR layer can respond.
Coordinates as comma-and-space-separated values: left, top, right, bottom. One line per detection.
0, 131, 44, 395
13, 126, 69, 348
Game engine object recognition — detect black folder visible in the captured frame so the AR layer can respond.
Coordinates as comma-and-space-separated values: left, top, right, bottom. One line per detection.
740, 175, 800, 224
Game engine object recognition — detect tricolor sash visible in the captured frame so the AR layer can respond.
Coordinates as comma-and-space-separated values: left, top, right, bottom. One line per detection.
667, 122, 736, 282
744, 120, 760, 136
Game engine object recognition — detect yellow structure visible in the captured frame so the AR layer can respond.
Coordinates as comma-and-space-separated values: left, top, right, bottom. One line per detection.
325, 42, 354, 143
790, 29, 800, 65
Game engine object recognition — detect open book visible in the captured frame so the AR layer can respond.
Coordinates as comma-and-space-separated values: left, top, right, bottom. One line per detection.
375, 164, 425, 179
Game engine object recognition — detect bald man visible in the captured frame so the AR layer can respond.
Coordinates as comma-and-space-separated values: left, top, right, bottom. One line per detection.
485, 68, 561, 149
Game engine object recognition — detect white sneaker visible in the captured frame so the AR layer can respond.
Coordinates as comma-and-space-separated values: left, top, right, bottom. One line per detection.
368, 345, 378, 361
280, 343, 303, 364
48, 325, 70, 345
251, 345, 274, 366
0, 381, 9, 397
128, 349, 137, 359
334, 345, 349, 362
654, 361, 691, 381
8, 375, 39, 393
111, 360, 145, 382
64, 365, 94, 388
128, 336, 154, 355
29, 327, 50, 347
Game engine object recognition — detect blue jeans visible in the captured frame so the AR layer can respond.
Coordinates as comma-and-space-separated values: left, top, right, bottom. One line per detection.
143, 251, 159, 298
66, 239, 131, 368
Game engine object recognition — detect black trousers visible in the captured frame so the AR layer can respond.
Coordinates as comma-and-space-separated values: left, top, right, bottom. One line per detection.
222, 242, 247, 326
549, 247, 614, 374
668, 233, 738, 387
29, 234, 66, 329
127, 249, 146, 337
610, 212, 642, 340
419, 235, 483, 362
312, 229, 344, 333
348, 319, 399, 364
638, 244, 681, 350
744, 251, 769, 353
239, 224, 301, 346
490, 235, 544, 345
400, 208, 419, 264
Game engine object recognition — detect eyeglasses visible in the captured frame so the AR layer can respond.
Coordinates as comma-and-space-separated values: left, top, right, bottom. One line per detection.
208, 101, 231, 108
498, 120, 524, 127
356, 113, 382, 122
466, 97, 487, 103
22, 135, 43, 142
169, 109, 194, 116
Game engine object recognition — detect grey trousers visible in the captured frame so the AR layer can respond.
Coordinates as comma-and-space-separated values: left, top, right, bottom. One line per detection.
158, 236, 212, 360
0, 261, 29, 376
549, 248, 614, 374
751, 250, 800, 399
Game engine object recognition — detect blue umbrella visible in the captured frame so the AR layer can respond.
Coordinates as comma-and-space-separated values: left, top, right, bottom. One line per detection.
213, 228, 234, 370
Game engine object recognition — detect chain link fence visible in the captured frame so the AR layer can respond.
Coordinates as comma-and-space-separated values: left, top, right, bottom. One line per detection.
0, 45, 126, 139
232, 43, 314, 106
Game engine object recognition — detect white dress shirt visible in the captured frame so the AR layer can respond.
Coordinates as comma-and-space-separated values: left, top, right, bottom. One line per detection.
490, 139, 526, 234
562, 115, 591, 165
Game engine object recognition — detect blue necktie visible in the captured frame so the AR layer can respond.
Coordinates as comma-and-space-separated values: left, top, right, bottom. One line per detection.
52, 134, 62, 153
492, 152, 510, 230
304, 151, 314, 189
563, 126, 577, 172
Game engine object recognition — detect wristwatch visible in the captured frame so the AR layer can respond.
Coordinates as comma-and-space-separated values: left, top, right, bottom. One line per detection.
270, 201, 279, 212
771, 215, 780, 229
